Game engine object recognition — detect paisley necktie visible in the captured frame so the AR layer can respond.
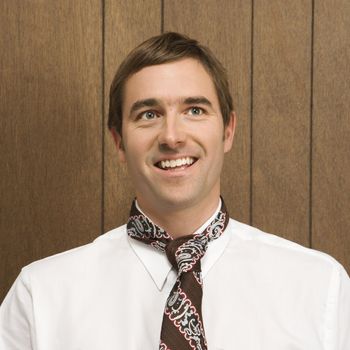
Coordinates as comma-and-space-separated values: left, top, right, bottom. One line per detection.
127, 199, 229, 350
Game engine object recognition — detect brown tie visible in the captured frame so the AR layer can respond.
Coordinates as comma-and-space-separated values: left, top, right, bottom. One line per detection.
127, 199, 229, 350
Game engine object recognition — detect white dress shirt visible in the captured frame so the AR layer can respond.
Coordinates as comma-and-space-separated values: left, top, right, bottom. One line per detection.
1, 211, 350, 349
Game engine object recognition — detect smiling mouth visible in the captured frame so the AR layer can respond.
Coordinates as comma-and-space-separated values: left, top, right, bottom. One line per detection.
155, 157, 198, 170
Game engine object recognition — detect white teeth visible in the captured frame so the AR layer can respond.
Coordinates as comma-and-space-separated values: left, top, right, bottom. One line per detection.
159, 157, 195, 169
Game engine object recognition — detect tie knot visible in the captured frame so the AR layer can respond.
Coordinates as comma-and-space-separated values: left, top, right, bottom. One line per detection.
165, 235, 206, 274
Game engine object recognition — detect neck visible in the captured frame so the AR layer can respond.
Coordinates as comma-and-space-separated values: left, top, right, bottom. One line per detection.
136, 197, 221, 238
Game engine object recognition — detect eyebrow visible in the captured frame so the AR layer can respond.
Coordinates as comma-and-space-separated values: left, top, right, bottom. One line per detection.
129, 98, 160, 115
182, 96, 213, 108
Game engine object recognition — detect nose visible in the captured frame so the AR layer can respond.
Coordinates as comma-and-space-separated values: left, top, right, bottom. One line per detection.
157, 114, 186, 150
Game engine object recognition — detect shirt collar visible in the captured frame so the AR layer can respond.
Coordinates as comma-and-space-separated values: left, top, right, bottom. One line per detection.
128, 199, 231, 290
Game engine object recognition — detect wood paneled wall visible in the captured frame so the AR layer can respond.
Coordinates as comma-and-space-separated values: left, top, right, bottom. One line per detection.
1, 0, 349, 302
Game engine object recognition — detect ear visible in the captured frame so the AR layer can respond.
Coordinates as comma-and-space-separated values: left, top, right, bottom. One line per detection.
110, 128, 126, 163
223, 111, 236, 153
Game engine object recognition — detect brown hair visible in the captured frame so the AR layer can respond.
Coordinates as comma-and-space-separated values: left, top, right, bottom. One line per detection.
108, 32, 233, 134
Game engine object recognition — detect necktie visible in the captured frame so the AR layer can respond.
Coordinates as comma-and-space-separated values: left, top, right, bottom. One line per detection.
127, 199, 229, 350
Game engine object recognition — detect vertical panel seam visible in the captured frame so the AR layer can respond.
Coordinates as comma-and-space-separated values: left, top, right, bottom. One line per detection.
249, 0, 255, 226
101, 0, 105, 235
309, 0, 315, 248
161, 0, 164, 33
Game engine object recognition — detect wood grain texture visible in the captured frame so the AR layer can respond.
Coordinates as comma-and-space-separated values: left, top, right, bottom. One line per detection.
164, 0, 252, 224
0, 1, 102, 302
104, 0, 161, 232
252, 1, 312, 245
312, 0, 350, 271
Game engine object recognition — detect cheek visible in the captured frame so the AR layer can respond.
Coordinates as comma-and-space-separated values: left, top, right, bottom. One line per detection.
204, 127, 226, 147
122, 134, 152, 166
190, 120, 223, 139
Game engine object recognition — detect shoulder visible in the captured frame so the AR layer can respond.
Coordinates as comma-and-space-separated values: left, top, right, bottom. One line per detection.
21, 225, 130, 281
221, 219, 350, 347
222, 219, 350, 314
225, 218, 347, 280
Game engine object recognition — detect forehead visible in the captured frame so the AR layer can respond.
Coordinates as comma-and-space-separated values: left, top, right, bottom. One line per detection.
123, 58, 219, 111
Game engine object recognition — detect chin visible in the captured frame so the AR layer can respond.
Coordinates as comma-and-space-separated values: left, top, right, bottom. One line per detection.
152, 189, 204, 210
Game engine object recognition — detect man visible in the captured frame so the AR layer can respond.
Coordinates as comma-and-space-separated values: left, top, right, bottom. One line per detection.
1, 32, 349, 349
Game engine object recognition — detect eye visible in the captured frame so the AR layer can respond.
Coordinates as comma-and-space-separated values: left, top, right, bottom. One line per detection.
188, 107, 204, 116
140, 111, 157, 120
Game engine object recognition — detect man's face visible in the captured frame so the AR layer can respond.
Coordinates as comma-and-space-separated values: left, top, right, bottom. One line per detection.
112, 58, 235, 215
